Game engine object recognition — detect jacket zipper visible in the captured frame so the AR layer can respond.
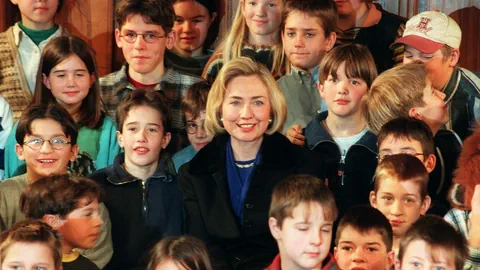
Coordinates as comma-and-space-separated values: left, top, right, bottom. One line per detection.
141, 180, 148, 220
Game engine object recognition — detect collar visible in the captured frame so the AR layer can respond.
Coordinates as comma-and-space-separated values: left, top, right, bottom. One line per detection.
112, 63, 163, 95
442, 67, 461, 104
189, 132, 297, 174
62, 249, 80, 263
242, 40, 276, 52
290, 65, 316, 85
305, 111, 377, 152
106, 153, 169, 185
13, 22, 64, 46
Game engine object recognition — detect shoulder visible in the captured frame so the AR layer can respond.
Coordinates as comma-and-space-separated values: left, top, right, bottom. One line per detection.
88, 166, 113, 184
163, 68, 202, 85
99, 64, 128, 89
0, 174, 28, 193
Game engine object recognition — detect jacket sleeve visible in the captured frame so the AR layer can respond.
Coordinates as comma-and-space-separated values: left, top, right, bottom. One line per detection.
177, 163, 230, 269
96, 116, 120, 169
0, 98, 13, 180
78, 202, 113, 269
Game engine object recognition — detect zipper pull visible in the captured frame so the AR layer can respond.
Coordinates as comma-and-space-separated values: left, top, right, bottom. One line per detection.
338, 150, 346, 186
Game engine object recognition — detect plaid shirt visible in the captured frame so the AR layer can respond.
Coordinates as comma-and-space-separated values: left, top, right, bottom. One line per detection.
100, 63, 202, 153
445, 208, 480, 269
265, 253, 337, 270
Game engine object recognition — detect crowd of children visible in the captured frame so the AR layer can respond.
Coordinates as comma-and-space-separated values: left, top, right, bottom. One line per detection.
0, 0, 479, 269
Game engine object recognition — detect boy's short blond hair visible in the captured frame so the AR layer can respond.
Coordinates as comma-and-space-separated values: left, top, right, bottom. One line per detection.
374, 154, 429, 201
364, 63, 428, 134
398, 215, 468, 270
269, 174, 337, 228
205, 57, 287, 136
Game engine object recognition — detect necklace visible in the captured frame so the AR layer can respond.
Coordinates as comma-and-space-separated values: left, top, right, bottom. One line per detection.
235, 162, 255, 168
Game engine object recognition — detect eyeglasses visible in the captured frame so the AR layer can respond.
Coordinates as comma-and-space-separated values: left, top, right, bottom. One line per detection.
185, 120, 206, 134
119, 31, 166, 44
378, 150, 425, 161
23, 137, 71, 150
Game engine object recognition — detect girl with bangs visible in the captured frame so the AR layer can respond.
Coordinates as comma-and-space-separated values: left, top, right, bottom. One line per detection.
4, 36, 120, 178
202, 0, 285, 82
287, 43, 378, 219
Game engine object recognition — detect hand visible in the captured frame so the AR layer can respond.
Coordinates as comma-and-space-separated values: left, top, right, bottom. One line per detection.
285, 124, 305, 146
469, 185, 480, 246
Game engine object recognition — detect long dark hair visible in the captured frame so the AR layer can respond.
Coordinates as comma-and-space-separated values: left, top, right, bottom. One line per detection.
33, 36, 105, 129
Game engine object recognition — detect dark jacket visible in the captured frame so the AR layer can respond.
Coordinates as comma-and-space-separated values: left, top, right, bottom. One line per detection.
443, 67, 480, 141
304, 112, 378, 217
178, 132, 326, 270
89, 153, 184, 270
427, 129, 462, 216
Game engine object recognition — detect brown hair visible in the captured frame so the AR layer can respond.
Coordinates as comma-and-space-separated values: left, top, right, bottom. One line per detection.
205, 57, 286, 135
116, 89, 172, 134
33, 36, 105, 129
269, 174, 337, 228
364, 63, 428, 134
147, 236, 212, 270
0, 220, 62, 270
377, 117, 435, 157
282, 0, 337, 36
398, 215, 468, 270
182, 81, 211, 119
115, 0, 175, 34
440, 45, 454, 61
319, 43, 378, 88
20, 174, 102, 219
449, 128, 480, 210
335, 205, 393, 252
374, 154, 429, 200
15, 103, 78, 146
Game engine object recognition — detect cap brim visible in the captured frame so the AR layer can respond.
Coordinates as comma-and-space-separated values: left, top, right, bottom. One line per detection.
391, 35, 444, 54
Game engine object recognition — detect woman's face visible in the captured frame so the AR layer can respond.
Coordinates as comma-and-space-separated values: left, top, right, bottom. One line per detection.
221, 75, 271, 146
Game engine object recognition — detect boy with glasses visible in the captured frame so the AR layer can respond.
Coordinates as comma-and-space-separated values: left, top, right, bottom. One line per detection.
172, 81, 213, 172
101, 0, 202, 155
0, 103, 113, 268
377, 117, 456, 217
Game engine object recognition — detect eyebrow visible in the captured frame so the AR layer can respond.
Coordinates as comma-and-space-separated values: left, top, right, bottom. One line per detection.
176, 15, 206, 19
29, 133, 67, 138
228, 95, 267, 99
285, 27, 319, 32
52, 69, 88, 73
125, 122, 161, 127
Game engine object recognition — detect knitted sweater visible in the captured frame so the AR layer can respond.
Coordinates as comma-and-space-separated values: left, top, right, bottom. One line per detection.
0, 25, 66, 120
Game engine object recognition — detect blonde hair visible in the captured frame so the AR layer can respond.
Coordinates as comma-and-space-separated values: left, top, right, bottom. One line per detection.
364, 63, 427, 134
205, 56, 286, 135
213, 0, 285, 75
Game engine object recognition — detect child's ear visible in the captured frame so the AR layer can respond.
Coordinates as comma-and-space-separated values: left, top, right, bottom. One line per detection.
423, 154, 436, 173
318, 82, 325, 98
369, 191, 377, 207
69, 144, 79, 162
268, 217, 282, 240
324, 31, 337, 52
420, 195, 431, 215
15, 144, 25, 161
209, 12, 217, 26
161, 132, 172, 149
166, 31, 176, 50
408, 107, 423, 121
386, 250, 395, 270
333, 247, 339, 261
42, 73, 52, 90
10, 0, 18, 5
448, 48, 460, 67
43, 214, 66, 230
89, 73, 96, 88
116, 131, 124, 148
114, 28, 123, 48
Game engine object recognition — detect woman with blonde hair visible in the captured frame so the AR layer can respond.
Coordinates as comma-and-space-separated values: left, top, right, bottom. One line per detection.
202, 0, 285, 82
178, 57, 324, 269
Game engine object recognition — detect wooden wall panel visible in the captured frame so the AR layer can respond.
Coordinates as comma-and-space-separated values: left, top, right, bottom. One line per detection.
56, 0, 114, 76
449, 6, 480, 72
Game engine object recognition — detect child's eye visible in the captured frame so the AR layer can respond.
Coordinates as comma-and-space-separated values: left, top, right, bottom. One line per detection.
248, 1, 257, 6
410, 261, 422, 268
305, 33, 314, 38
175, 19, 185, 23
341, 246, 353, 251
296, 226, 309, 231
128, 127, 138, 132
267, 3, 277, 7
75, 73, 85, 77
286, 32, 295, 37
421, 55, 433, 60
56, 74, 65, 78
331, 77, 339, 83
148, 128, 158, 133
321, 228, 331, 233
351, 79, 361, 85
193, 19, 203, 23
434, 267, 445, 270
382, 196, 393, 201
366, 247, 378, 252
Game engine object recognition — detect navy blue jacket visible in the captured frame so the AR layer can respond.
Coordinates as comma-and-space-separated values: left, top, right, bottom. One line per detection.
89, 153, 184, 270
304, 111, 378, 217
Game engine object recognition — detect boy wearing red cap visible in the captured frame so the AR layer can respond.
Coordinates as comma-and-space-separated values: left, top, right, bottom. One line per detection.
392, 11, 480, 141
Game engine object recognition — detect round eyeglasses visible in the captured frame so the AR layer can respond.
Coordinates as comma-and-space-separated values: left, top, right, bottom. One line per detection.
23, 137, 71, 150
119, 31, 166, 43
